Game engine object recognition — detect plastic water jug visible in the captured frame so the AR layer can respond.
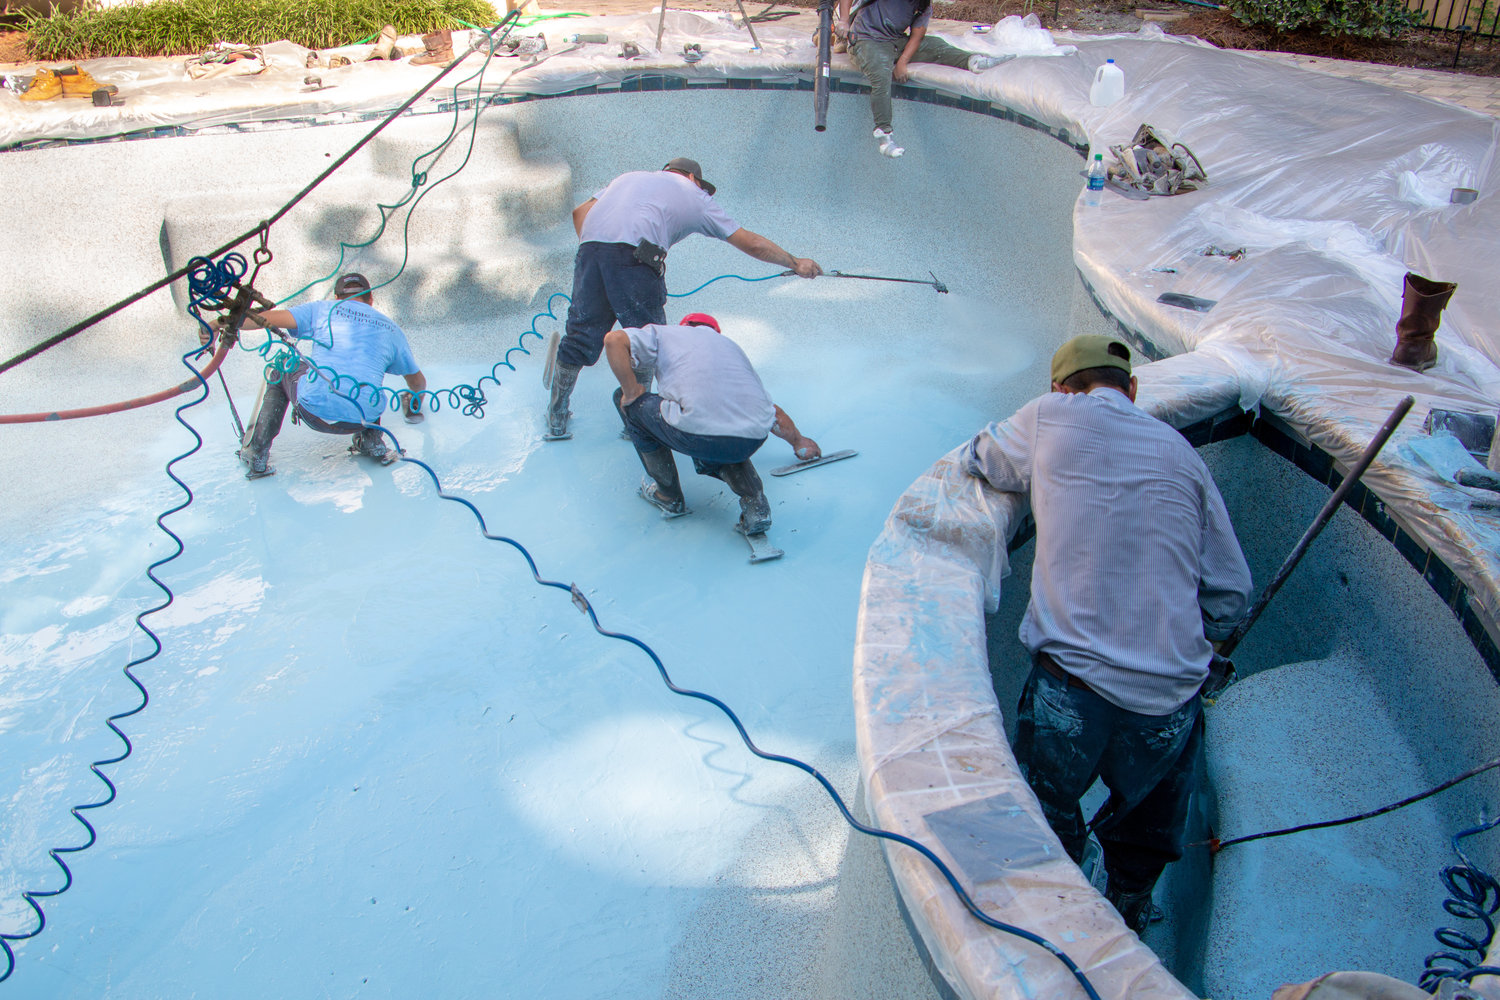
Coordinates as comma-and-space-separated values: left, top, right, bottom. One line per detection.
1090, 59, 1124, 106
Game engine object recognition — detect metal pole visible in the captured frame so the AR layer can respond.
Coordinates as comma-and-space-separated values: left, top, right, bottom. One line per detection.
734, 0, 763, 50
657, 0, 669, 51
1217, 394, 1414, 659
814, 0, 832, 131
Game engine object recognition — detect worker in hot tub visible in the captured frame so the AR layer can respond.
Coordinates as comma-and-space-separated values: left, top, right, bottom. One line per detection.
960, 334, 1253, 933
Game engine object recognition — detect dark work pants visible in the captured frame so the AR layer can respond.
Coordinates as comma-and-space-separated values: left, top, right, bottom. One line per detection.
616, 392, 764, 476
558, 241, 668, 368
243, 362, 376, 459
1014, 661, 1203, 895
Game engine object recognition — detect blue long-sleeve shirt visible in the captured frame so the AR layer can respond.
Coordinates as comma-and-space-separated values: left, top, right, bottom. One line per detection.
961, 387, 1253, 715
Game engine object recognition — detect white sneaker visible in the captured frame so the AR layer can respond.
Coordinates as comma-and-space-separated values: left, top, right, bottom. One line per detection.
968, 53, 1016, 72
873, 128, 904, 158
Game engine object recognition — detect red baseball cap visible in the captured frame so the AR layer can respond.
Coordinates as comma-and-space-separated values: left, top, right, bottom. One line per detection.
680, 313, 720, 332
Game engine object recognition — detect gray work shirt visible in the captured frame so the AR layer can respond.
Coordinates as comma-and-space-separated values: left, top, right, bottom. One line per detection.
579, 170, 739, 252
961, 387, 1252, 715
625, 324, 776, 439
847, 0, 931, 44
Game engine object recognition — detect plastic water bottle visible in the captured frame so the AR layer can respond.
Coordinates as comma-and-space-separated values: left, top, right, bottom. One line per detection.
1089, 59, 1124, 106
1084, 153, 1105, 207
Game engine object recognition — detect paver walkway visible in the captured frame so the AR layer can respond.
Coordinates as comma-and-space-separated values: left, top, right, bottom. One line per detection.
537, 0, 1500, 118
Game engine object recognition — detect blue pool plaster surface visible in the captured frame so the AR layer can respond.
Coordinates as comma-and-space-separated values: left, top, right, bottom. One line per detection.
0, 88, 1111, 995
8, 18, 1500, 997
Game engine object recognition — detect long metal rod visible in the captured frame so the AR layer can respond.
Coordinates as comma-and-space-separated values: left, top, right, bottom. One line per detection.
657, 0, 669, 51
781, 268, 948, 292
734, 0, 764, 49
1218, 394, 1415, 659
814, 0, 832, 131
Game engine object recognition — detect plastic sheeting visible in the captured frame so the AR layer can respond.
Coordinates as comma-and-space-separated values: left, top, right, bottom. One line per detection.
6, 13, 1500, 998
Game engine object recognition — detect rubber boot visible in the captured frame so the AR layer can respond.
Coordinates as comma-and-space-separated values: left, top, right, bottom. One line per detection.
237, 374, 292, 479
638, 446, 687, 516
410, 29, 454, 66
546, 363, 580, 440
716, 460, 771, 535
1390, 272, 1456, 373
366, 24, 398, 61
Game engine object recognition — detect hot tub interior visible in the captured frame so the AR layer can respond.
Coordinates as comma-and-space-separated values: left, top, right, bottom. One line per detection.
986, 430, 1500, 999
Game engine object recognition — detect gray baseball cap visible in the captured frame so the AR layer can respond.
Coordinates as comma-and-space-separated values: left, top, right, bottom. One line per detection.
663, 157, 716, 196
334, 272, 372, 298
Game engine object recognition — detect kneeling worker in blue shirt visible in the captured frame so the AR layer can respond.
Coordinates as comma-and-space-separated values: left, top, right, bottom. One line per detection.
233, 273, 427, 479
961, 335, 1252, 932
605, 313, 820, 536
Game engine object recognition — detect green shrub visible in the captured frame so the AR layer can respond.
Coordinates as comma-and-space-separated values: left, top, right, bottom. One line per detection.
1226, 0, 1421, 36
23, 0, 501, 60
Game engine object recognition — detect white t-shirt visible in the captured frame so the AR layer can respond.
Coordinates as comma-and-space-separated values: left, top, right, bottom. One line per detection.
625, 324, 776, 440
580, 170, 739, 251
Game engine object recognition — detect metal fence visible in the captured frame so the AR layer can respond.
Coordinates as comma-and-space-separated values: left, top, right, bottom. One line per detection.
1405, 0, 1499, 39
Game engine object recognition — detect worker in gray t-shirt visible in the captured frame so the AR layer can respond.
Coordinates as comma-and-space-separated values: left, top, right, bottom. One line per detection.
837, 0, 1010, 157
603, 312, 820, 536
545, 157, 822, 442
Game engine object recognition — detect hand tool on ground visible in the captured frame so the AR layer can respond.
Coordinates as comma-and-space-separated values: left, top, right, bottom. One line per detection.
770, 448, 857, 476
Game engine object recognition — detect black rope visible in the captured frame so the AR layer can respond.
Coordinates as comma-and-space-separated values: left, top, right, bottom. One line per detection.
1203, 757, 1500, 853
0, 11, 522, 379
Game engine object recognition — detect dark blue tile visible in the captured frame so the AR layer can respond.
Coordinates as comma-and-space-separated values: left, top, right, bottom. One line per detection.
1392, 527, 1427, 571
1424, 555, 1459, 608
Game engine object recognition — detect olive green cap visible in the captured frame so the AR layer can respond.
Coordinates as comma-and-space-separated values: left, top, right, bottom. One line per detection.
1050, 334, 1132, 385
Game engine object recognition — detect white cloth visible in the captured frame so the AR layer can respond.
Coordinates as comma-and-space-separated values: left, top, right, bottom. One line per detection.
961, 387, 1252, 715
580, 170, 739, 251
625, 323, 775, 439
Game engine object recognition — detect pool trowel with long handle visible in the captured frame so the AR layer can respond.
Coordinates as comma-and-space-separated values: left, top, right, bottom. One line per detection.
1201, 394, 1416, 699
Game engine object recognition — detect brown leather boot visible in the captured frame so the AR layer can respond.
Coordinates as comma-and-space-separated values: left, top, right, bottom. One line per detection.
1390, 271, 1456, 373
410, 30, 454, 66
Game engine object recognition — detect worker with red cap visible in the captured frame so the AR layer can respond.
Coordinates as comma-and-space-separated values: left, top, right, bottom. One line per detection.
546, 157, 823, 441
603, 313, 820, 536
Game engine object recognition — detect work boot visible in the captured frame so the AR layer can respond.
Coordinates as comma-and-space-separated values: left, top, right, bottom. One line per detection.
638, 447, 687, 516
716, 460, 771, 535
57, 65, 104, 98
1390, 271, 1456, 373
410, 29, 454, 66
1106, 885, 1164, 934
545, 363, 581, 441
349, 427, 399, 465
366, 24, 398, 61
19, 68, 62, 101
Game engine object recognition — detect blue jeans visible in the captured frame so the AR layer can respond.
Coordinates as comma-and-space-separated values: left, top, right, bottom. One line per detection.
617, 391, 764, 475
1014, 660, 1203, 895
559, 241, 668, 368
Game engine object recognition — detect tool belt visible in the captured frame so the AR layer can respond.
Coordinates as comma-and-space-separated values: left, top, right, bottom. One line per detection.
633, 239, 667, 277
1037, 651, 1092, 692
